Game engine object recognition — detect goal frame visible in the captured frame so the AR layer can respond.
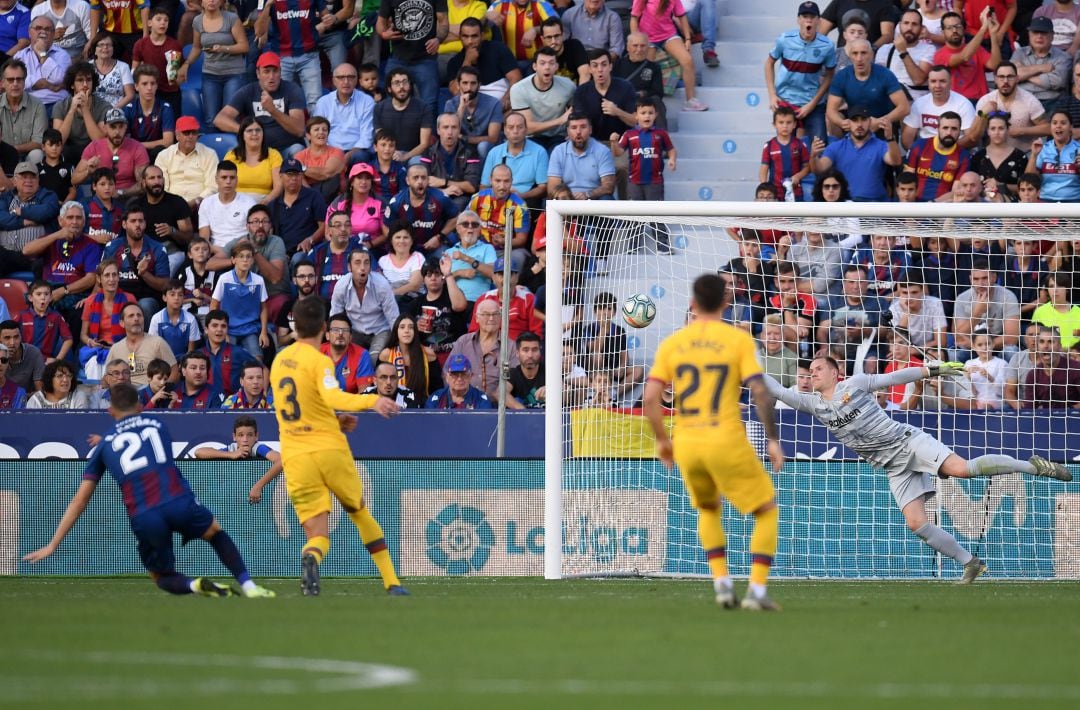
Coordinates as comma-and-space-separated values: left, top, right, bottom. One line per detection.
543, 199, 1080, 580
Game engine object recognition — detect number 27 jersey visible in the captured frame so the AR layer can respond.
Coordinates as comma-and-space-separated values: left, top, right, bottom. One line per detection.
647, 319, 763, 439
83, 415, 192, 517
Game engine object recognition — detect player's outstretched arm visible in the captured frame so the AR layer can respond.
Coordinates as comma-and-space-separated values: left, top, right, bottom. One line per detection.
22, 480, 99, 562
642, 377, 674, 469
249, 451, 283, 505
761, 372, 816, 413
749, 377, 785, 473
320, 377, 400, 418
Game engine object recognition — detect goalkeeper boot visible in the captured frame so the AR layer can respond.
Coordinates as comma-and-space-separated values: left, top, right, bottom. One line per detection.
740, 592, 782, 612
1029, 456, 1073, 482
387, 585, 410, 596
958, 556, 988, 585
300, 553, 321, 597
194, 577, 233, 597
241, 584, 276, 599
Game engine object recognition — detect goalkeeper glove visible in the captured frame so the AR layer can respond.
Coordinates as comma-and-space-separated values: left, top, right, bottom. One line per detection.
928, 361, 965, 378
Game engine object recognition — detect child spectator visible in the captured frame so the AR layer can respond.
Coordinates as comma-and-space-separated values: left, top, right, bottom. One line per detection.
758, 106, 810, 201
358, 64, 385, 103
148, 279, 200, 358
131, 7, 184, 110
83, 167, 124, 245
199, 309, 256, 393
18, 280, 73, 364
138, 357, 175, 409
610, 97, 676, 253
193, 416, 283, 505
37, 129, 75, 203
964, 331, 1007, 410
221, 360, 273, 409
371, 129, 408, 205
579, 292, 645, 401
178, 237, 217, 323
209, 241, 269, 358
123, 64, 176, 163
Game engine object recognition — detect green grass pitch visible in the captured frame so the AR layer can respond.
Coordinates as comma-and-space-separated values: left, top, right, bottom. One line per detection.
2, 577, 1079, 709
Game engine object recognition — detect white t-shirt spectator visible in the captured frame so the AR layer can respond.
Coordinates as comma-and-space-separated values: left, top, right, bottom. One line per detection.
964, 355, 1007, 408
198, 193, 258, 250
903, 92, 976, 141
377, 252, 425, 291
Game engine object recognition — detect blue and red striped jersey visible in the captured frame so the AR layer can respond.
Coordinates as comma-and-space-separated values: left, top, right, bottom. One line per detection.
200, 342, 255, 393
905, 137, 970, 202
384, 187, 459, 250
17, 309, 72, 358
84, 196, 124, 244
760, 136, 810, 200
373, 161, 408, 204
308, 237, 365, 298
266, 0, 324, 56
83, 415, 193, 518
620, 127, 675, 187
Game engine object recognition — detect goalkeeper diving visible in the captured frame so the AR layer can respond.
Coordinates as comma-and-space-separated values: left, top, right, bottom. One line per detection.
763, 357, 1072, 584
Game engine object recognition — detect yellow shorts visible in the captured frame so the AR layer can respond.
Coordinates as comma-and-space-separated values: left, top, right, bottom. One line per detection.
674, 437, 775, 515
283, 449, 363, 524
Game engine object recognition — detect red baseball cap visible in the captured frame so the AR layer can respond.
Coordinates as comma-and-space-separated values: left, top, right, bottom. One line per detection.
175, 116, 200, 132
256, 52, 281, 69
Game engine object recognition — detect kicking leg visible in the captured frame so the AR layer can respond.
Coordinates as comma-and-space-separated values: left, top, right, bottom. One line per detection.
299, 514, 330, 596
201, 520, 274, 598
939, 453, 1035, 479
902, 496, 985, 584
345, 501, 407, 595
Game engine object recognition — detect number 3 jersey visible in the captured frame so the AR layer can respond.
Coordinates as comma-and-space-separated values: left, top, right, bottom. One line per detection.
647, 319, 763, 441
270, 341, 380, 463
83, 415, 193, 517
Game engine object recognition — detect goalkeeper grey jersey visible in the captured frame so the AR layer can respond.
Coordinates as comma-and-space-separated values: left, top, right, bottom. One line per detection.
763, 369, 926, 468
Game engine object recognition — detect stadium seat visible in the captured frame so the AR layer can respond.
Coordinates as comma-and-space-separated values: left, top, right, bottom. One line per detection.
181, 88, 203, 127
181, 44, 203, 90
0, 278, 29, 315
199, 132, 238, 160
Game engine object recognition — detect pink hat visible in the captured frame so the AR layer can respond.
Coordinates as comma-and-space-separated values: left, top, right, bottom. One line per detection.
349, 162, 375, 179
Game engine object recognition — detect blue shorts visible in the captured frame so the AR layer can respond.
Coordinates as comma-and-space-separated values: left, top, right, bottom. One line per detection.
129, 496, 214, 574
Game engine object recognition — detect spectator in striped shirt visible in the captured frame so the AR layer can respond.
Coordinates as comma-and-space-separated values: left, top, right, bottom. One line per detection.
904, 110, 970, 201
758, 105, 809, 201
17, 279, 73, 363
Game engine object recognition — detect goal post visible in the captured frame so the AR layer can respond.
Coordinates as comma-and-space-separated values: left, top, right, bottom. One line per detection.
543, 200, 1080, 581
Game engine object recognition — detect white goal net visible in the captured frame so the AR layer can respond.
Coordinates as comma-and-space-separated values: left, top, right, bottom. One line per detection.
543, 201, 1080, 581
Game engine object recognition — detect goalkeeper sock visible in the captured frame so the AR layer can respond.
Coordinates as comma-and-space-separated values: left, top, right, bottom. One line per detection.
155, 573, 193, 595
303, 535, 330, 565
914, 523, 973, 565
697, 506, 729, 580
749, 505, 779, 588
349, 508, 402, 589
208, 530, 252, 585
966, 455, 1035, 477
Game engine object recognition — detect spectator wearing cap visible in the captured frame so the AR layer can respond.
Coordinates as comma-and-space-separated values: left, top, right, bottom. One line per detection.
444, 66, 503, 163
330, 247, 399, 356
826, 38, 909, 137
1013, 15, 1071, 114
122, 63, 175, 164
765, 3, 838, 145
383, 162, 460, 254
313, 62, 376, 166
811, 105, 903, 201
326, 162, 383, 243
213, 51, 307, 159
819, 0, 896, 50
425, 353, 493, 409
447, 298, 520, 402
72, 107, 149, 196
13, 18, 68, 124
128, 164, 195, 275
445, 209, 496, 303
253, 0, 331, 113
406, 255, 469, 363
267, 157, 326, 259
0, 161, 61, 275
467, 164, 530, 254
309, 209, 366, 298
295, 116, 348, 202
420, 112, 480, 211
480, 111, 548, 208
0, 341, 29, 409
51, 60, 110, 165
467, 253, 544, 342
155, 115, 218, 210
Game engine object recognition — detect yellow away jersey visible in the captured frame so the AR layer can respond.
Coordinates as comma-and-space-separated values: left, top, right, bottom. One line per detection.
647, 319, 763, 435
270, 341, 380, 460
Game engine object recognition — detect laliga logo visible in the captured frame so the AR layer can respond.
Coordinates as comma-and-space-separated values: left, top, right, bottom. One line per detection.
425, 504, 494, 574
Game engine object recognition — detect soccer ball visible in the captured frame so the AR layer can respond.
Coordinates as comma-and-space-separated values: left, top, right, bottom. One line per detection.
622, 293, 657, 328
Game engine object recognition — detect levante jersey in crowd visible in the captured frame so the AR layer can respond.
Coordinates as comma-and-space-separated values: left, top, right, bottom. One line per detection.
620, 127, 675, 186
384, 187, 459, 247
1034, 139, 1080, 202
905, 137, 970, 202
89, 0, 147, 34
17, 309, 72, 359
308, 237, 365, 298
319, 342, 375, 393
647, 318, 763, 439
372, 161, 407, 204
265, 0, 323, 56
85, 196, 124, 243
760, 136, 809, 200
200, 342, 256, 393
83, 414, 193, 517
270, 341, 379, 461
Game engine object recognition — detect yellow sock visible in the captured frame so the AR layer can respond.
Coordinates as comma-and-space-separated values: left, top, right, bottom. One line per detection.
749, 505, 779, 587
303, 535, 330, 565
349, 507, 401, 588
697, 507, 729, 579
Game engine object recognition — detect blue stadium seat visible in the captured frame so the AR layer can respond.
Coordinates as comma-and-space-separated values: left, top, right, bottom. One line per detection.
199, 132, 238, 160
181, 88, 203, 127
181, 44, 203, 90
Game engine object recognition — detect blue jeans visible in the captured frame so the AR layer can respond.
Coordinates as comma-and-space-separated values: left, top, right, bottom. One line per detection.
685, 0, 716, 51
230, 333, 264, 360
385, 56, 439, 117
319, 31, 347, 72
202, 73, 246, 129
280, 52, 323, 112
801, 102, 827, 145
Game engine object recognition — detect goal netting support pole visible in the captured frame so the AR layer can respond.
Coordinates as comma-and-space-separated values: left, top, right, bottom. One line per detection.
544, 200, 1080, 581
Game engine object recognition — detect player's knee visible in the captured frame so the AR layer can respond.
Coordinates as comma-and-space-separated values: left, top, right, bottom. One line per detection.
201, 520, 222, 540
753, 500, 778, 516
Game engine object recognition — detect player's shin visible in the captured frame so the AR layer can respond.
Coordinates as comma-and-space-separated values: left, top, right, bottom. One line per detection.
749, 505, 779, 597
914, 522, 973, 565
697, 507, 730, 583
302, 535, 330, 565
348, 508, 401, 589
208, 530, 255, 590
155, 573, 195, 595
966, 455, 1035, 478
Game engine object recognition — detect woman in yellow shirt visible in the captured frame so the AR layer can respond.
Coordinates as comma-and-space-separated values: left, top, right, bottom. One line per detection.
230, 117, 283, 204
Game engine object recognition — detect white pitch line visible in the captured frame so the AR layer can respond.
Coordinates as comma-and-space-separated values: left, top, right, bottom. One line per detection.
0, 650, 417, 704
